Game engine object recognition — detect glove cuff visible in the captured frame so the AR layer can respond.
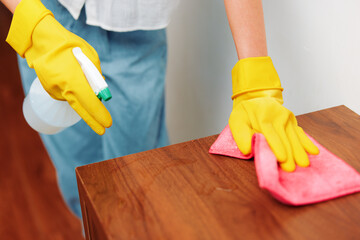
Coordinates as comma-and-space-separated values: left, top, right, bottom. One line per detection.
231, 56, 283, 100
6, 0, 53, 57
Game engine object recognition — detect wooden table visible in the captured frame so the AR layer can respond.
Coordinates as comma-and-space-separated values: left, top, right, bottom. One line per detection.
76, 105, 360, 240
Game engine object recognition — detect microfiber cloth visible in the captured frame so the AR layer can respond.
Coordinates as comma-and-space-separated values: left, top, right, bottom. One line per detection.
209, 125, 360, 205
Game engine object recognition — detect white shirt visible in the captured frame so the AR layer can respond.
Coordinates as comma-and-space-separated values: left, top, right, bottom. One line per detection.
58, 0, 179, 32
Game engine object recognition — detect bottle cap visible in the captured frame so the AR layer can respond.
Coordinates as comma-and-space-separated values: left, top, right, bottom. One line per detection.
99, 88, 112, 101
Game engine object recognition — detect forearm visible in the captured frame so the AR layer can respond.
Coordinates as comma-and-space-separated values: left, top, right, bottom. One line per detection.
224, 0, 267, 59
1, 0, 21, 13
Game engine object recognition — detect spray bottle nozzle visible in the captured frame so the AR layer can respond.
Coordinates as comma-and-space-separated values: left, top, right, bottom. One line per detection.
72, 47, 112, 101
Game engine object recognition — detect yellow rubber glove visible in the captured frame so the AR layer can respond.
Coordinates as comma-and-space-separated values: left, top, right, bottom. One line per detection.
6, 0, 112, 135
229, 57, 319, 172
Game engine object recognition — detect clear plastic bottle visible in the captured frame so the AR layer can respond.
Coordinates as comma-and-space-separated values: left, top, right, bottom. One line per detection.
22, 47, 111, 134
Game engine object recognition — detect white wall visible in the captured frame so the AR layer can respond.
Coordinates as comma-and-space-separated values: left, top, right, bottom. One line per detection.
166, 0, 360, 144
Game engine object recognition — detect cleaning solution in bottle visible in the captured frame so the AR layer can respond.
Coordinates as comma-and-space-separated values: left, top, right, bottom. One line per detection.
22, 47, 111, 134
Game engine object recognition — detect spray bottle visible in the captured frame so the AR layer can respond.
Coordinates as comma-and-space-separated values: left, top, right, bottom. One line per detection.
22, 47, 111, 134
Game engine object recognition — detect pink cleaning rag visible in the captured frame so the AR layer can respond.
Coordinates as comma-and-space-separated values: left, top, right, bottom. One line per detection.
209, 125, 360, 205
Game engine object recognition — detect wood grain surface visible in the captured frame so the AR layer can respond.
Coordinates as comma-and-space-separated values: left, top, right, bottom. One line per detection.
76, 105, 360, 240
0, 5, 83, 239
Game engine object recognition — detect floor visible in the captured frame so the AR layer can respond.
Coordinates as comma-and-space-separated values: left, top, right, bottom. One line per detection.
0, 5, 84, 240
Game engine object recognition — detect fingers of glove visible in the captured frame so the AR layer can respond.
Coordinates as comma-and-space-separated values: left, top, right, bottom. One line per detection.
287, 123, 310, 168
279, 159, 296, 172
296, 127, 320, 155
71, 89, 112, 129
261, 124, 287, 163
62, 72, 112, 131
274, 123, 294, 163
66, 97, 106, 135
229, 112, 253, 155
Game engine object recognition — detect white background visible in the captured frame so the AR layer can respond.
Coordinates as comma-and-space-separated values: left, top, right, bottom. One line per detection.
166, 0, 360, 144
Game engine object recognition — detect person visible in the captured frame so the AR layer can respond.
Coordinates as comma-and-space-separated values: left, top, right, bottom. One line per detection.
1, 0, 319, 219
223, 0, 319, 172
